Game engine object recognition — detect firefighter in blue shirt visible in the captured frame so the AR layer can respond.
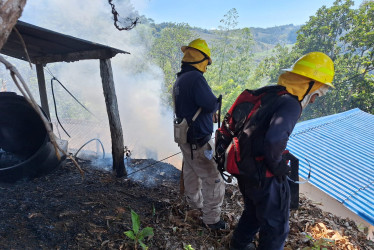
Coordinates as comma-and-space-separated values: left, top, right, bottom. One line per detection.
230, 52, 335, 250
173, 38, 226, 230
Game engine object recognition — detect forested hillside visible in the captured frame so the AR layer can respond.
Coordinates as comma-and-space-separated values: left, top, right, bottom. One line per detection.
147, 0, 374, 121
192, 24, 299, 52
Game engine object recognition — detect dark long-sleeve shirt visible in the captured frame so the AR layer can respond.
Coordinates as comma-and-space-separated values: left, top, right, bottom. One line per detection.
263, 94, 302, 172
173, 65, 218, 141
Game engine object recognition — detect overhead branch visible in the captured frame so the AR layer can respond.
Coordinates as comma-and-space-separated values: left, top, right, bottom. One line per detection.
108, 0, 139, 31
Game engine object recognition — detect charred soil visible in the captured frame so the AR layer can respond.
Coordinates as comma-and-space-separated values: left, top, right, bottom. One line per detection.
0, 159, 373, 250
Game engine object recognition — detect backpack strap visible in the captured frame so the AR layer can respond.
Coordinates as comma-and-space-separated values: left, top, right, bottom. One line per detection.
189, 107, 202, 160
191, 107, 202, 123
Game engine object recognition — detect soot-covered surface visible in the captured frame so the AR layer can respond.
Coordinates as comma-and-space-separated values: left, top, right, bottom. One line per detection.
0, 158, 372, 249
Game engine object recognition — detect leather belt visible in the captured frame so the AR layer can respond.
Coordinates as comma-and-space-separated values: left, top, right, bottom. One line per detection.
190, 134, 211, 149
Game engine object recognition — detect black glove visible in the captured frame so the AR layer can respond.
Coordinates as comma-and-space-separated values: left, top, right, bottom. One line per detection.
269, 158, 291, 180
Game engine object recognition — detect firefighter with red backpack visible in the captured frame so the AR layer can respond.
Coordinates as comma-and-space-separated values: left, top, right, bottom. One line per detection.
173, 38, 226, 230
224, 52, 335, 250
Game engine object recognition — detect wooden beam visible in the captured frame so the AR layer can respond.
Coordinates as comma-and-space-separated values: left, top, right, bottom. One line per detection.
31, 49, 128, 64
35, 64, 50, 119
99, 59, 126, 177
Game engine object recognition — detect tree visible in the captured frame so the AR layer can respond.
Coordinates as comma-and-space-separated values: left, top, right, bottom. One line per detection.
206, 9, 256, 115
254, 0, 374, 120
150, 23, 195, 106
211, 8, 239, 87
300, 0, 374, 119
0, 0, 27, 50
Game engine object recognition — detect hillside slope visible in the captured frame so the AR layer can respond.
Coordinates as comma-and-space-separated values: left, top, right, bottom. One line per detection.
193, 24, 299, 53
0, 159, 372, 249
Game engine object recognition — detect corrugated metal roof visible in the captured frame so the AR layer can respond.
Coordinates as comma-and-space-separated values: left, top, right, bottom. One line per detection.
287, 108, 374, 225
0, 21, 129, 64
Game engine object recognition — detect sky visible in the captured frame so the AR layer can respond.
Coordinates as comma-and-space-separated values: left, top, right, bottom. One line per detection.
131, 0, 365, 29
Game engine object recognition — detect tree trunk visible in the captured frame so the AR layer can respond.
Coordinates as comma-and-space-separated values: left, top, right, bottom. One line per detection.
0, 0, 27, 50
99, 59, 126, 177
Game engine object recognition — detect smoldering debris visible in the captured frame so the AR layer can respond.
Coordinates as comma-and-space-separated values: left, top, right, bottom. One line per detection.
89, 157, 180, 188
126, 159, 180, 187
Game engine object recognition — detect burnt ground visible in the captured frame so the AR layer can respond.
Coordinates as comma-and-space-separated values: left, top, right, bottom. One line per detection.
0, 158, 373, 250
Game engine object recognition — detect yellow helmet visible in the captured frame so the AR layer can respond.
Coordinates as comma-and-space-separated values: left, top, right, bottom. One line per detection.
283, 52, 335, 88
181, 38, 212, 64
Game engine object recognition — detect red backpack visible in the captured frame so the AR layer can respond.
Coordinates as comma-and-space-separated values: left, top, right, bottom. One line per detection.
214, 85, 289, 186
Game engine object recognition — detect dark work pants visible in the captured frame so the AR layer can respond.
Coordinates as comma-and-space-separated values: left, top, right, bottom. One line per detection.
230, 176, 290, 250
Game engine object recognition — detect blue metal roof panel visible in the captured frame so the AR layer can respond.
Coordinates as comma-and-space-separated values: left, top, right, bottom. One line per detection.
287, 108, 374, 225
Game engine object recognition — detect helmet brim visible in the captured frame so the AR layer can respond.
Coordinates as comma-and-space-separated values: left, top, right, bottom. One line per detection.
281, 68, 292, 72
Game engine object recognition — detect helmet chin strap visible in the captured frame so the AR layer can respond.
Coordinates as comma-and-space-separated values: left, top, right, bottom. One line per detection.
182, 56, 209, 65
301, 93, 313, 109
301, 84, 330, 109
300, 81, 315, 109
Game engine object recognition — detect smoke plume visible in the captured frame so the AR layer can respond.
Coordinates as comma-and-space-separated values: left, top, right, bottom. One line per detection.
13, 0, 182, 168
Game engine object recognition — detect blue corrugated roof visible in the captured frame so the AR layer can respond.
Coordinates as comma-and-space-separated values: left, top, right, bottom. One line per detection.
287, 108, 374, 225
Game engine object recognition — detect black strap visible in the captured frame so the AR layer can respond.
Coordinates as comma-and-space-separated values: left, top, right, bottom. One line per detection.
301, 81, 315, 101
182, 55, 209, 65
217, 95, 222, 128
190, 143, 194, 160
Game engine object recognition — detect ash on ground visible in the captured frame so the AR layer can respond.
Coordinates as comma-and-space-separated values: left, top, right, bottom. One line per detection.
0, 158, 372, 250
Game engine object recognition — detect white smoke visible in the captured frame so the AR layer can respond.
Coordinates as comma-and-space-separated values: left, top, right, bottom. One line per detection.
17, 0, 182, 168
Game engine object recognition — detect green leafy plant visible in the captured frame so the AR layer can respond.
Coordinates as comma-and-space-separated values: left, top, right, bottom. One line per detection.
303, 234, 335, 250
184, 244, 195, 250
124, 209, 154, 250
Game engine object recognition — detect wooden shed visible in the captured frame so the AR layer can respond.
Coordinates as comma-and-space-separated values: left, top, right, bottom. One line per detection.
0, 20, 128, 176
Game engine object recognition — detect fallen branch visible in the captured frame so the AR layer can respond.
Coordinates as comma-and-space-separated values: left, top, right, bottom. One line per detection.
0, 55, 84, 176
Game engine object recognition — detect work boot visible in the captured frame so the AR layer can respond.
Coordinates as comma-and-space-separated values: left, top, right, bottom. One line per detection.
230, 242, 256, 250
206, 219, 227, 230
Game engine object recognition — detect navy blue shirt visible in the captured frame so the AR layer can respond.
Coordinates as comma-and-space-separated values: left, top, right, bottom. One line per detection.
263, 94, 302, 171
173, 65, 218, 141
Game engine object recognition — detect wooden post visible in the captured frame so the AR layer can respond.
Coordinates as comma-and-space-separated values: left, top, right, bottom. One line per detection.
99, 59, 126, 177
36, 64, 51, 119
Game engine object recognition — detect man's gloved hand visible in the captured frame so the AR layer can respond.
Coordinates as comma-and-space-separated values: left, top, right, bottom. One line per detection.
269, 158, 291, 181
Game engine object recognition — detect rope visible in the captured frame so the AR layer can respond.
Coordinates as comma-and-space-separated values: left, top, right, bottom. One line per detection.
51, 77, 70, 137
74, 138, 105, 159
126, 152, 181, 177
287, 158, 312, 185
44, 67, 98, 119
341, 179, 374, 204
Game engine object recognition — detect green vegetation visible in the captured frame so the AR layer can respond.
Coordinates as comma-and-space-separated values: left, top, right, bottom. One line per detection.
184, 244, 195, 250
303, 234, 336, 250
257, 0, 374, 120
124, 209, 154, 250
148, 0, 374, 120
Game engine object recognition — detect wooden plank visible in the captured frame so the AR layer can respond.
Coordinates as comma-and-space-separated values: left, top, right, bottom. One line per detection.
99, 59, 126, 177
36, 64, 50, 119
33, 49, 121, 64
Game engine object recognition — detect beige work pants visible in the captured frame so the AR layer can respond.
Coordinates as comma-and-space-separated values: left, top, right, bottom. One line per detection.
179, 139, 225, 224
